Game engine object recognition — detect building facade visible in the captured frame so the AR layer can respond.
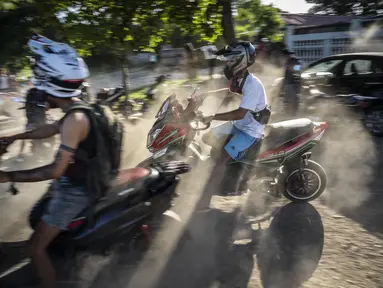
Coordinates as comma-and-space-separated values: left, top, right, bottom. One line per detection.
281, 14, 383, 64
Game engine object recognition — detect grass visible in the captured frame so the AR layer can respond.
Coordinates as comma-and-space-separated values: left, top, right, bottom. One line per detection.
129, 88, 147, 100
15, 67, 32, 82
121, 78, 191, 102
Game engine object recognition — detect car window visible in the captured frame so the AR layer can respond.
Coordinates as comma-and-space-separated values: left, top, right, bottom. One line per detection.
304, 59, 343, 74
371, 58, 383, 74
343, 59, 373, 76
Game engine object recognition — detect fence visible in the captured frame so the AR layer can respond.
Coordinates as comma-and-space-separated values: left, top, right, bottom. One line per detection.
291, 36, 383, 66
292, 38, 355, 65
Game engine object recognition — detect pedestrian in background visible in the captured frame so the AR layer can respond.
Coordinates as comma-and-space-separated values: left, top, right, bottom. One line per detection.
201, 44, 218, 79
283, 49, 302, 116
184, 43, 198, 81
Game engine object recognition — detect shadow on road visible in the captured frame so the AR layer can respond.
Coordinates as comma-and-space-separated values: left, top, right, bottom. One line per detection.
255, 202, 324, 288
149, 202, 324, 288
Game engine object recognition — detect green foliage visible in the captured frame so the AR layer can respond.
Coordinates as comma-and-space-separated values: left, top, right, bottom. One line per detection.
235, 0, 283, 42
306, 0, 383, 15
0, 0, 71, 69
0, 0, 224, 72
59, 0, 224, 58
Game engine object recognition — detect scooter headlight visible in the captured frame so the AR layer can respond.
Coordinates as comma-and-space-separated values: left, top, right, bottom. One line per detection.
147, 128, 161, 150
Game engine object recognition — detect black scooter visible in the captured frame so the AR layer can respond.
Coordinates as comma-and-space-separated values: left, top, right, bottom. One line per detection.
0, 144, 190, 286
96, 75, 168, 122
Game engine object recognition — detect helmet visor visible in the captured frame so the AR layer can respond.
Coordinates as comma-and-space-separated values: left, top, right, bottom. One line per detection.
217, 53, 243, 63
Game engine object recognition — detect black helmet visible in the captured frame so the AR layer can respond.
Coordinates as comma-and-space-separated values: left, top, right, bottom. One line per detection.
215, 41, 256, 80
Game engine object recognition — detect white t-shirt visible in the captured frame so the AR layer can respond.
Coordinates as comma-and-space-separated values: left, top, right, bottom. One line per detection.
201, 45, 217, 60
233, 73, 267, 138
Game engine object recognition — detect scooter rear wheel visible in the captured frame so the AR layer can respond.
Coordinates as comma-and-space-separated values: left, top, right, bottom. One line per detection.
283, 160, 327, 203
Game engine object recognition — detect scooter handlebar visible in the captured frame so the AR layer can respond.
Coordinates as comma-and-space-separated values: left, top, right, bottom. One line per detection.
189, 112, 211, 131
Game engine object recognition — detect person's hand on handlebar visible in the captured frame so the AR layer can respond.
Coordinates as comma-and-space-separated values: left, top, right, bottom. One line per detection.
187, 93, 204, 106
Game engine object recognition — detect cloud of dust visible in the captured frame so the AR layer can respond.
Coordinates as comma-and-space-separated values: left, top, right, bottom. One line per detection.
88, 39, 383, 286
312, 97, 378, 211
86, 64, 302, 287
315, 23, 383, 211
350, 23, 383, 53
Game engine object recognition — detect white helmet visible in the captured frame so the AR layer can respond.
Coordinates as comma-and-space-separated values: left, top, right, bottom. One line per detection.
216, 41, 256, 80
27, 34, 89, 98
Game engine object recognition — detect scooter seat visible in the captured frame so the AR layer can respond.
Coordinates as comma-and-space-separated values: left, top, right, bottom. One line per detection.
261, 118, 314, 151
89, 168, 160, 216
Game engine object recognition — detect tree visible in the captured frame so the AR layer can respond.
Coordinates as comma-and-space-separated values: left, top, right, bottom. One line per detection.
220, 0, 236, 44
306, 0, 383, 16
0, 0, 225, 88
235, 0, 283, 42
0, 0, 71, 71
62, 0, 223, 100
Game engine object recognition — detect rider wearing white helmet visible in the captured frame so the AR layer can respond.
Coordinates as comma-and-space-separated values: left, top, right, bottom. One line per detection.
198, 41, 268, 202
0, 35, 93, 288
28, 34, 89, 97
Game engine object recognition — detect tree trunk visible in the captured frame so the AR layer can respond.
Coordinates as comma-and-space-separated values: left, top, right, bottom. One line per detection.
120, 57, 130, 106
221, 0, 236, 44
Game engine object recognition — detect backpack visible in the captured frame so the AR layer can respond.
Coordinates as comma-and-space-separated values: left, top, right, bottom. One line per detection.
62, 102, 124, 201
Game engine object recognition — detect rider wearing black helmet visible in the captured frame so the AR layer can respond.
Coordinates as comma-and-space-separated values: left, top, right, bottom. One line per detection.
197, 41, 268, 204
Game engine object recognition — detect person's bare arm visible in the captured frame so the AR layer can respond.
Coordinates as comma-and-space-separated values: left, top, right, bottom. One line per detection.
183, 88, 231, 114
5, 113, 88, 182
212, 108, 248, 121
9, 122, 60, 141
200, 88, 229, 96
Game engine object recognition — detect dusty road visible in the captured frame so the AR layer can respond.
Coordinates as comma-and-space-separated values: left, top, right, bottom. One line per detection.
1, 71, 383, 288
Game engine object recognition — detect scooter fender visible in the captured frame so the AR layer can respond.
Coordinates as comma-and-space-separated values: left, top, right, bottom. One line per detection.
137, 156, 156, 168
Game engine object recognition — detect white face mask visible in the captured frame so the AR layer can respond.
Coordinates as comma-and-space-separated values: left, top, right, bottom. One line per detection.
293, 65, 301, 72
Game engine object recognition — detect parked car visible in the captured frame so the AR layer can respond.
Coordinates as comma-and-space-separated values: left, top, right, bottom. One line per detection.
271, 52, 383, 136
272, 52, 383, 100
300, 52, 383, 97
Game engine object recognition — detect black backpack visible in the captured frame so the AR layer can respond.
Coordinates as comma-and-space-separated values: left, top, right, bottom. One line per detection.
63, 102, 124, 201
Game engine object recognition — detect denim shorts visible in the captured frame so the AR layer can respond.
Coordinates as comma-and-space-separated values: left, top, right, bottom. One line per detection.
42, 177, 91, 230
211, 122, 259, 160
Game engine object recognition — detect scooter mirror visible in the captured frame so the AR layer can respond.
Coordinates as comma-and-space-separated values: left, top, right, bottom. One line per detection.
191, 85, 200, 97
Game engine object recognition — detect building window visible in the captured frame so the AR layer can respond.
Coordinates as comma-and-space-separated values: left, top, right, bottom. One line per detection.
294, 24, 350, 35
293, 40, 324, 47
331, 38, 352, 46
330, 38, 352, 55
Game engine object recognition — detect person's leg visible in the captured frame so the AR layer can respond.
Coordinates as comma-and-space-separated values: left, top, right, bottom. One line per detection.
284, 84, 297, 117
236, 138, 262, 192
27, 221, 61, 288
219, 128, 257, 195
28, 179, 90, 288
